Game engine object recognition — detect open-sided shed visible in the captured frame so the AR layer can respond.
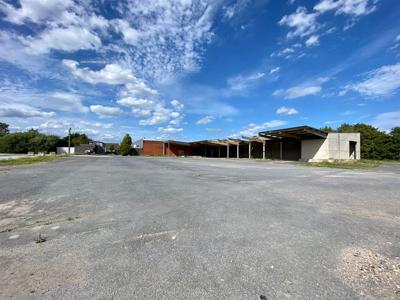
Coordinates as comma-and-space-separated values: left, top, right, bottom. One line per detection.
134, 125, 360, 161
259, 126, 360, 161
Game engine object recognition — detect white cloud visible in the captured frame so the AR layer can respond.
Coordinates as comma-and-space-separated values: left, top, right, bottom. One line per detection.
116, 97, 154, 117
271, 47, 300, 59
0, 83, 89, 114
63, 60, 158, 98
0, 0, 74, 25
117, 97, 154, 108
227, 72, 265, 91
270, 67, 281, 75
1, 0, 223, 83
116, 96, 183, 125
282, 47, 295, 54
39, 121, 66, 130
170, 99, 184, 111
274, 76, 329, 99
342, 63, 400, 96
0, 0, 109, 56
113, 0, 219, 82
305, 35, 320, 47
278, 7, 319, 38
222, 0, 252, 20
157, 126, 184, 133
79, 121, 113, 129
276, 106, 299, 115
239, 120, 288, 136
137, 102, 184, 126
0, 105, 55, 118
372, 111, 400, 132
33, 117, 120, 141
138, 105, 174, 126
25, 27, 102, 54
314, 0, 377, 16
113, 19, 141, 45
90, 105, 123, 117
273, 86, 322, 99
49, 92, 89, 113
196, 116, 215, 125
278, 1, 376, 47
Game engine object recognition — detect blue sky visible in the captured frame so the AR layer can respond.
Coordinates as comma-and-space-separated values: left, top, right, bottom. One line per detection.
0, 0, 399, 142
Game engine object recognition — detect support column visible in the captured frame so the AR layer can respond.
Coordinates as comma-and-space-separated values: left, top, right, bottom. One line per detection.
262, 140, 266, 160
227, 144, 229, 158
237, 144, 239, 159
248, 142, 251, 159
211, 147, 214, 158
218, 147, 221, 158
280, 140, 283, 160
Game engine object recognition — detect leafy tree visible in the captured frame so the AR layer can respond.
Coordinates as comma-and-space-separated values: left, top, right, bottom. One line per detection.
0, 129, 60, 153
0, 122, 9, 136
336, 123, 355, 133
119, 134, 132, 156
390, 127, 400, 160
320, 126, 336, 133
60, 133, 91, 146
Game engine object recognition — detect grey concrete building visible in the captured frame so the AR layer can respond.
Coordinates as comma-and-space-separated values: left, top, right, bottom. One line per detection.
259, 126, 360, 162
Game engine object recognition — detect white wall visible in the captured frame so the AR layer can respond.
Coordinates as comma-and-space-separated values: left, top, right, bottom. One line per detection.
301, 139, 329, 161
327, 133, 360, 160
301, 133, 360, 161
56, 147, 75, 154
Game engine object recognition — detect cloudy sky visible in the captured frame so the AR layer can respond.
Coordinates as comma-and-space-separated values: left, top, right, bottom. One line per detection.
0, 0, 399, 142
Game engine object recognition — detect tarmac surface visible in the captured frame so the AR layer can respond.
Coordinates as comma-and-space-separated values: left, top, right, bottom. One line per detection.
0, 156, 399, 299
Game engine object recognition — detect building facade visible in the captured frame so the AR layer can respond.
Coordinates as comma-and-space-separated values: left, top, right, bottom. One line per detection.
134, 126, 361, 162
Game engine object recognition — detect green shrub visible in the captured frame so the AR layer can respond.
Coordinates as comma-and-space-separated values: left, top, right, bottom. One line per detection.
119, 134, 133, 156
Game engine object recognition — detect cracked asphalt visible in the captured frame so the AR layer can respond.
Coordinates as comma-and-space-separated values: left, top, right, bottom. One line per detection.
0, 156, 399, 299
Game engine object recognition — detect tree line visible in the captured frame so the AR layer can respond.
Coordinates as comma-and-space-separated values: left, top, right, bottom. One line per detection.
0, 122, 91, 153
1, 121, 399, 159
320, 123, 400, 160
0, 122, 134, 156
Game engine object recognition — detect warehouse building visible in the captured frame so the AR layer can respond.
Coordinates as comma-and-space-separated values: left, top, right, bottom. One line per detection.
259, 126, 360, 161
134, 126, 360, 162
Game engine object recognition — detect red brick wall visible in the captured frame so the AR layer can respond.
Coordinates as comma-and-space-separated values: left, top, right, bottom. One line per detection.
142, 140, 164, 156
166, 144, 197, 156
142, 141, 200, 156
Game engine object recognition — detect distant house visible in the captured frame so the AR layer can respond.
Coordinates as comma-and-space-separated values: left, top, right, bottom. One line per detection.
75, 144, 95, 155
57, 141, 106, 155
104, 143, 119, 154
56, 147, 75, 154
92, 141, 105, 154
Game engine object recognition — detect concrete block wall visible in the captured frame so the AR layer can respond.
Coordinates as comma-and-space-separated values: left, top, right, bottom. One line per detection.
301, 139, 329, 161
301, 133, 360, 161
326, 133, 360, 160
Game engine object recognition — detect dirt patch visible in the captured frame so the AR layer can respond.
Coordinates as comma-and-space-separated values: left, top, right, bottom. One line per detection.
0, 200, 32, 230
337, 247, 400, 298
0, 251, 87, 298
0, 200, 32, 216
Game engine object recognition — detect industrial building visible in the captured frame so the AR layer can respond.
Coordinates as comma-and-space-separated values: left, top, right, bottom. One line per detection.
134, 126, 360, 162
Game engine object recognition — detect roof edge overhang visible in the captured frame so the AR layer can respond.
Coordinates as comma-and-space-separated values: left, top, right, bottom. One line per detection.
259, 125, 328, 139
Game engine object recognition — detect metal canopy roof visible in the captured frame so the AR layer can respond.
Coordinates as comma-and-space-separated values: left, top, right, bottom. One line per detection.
259, 125, 328, 140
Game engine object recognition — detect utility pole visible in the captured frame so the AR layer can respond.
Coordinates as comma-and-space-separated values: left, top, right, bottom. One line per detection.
68, 128, 71, 155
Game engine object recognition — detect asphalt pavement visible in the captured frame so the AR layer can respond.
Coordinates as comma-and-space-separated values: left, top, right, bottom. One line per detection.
0, 156, 399, 299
